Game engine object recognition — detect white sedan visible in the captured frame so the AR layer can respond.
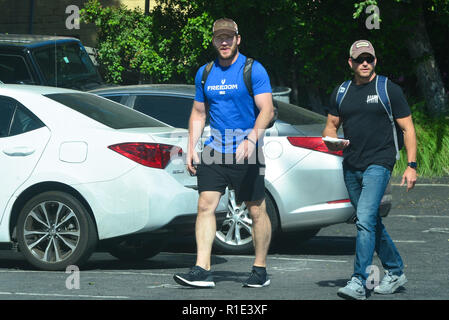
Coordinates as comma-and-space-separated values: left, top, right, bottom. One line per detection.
0, 84, 226, 270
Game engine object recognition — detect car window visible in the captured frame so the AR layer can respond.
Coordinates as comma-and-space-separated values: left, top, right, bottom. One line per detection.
0, 96, 45, 137
9, 104, 46, 136
275, 100, 327, 125
33, 42, 99, 88
0, 96, 16, 137
103, 95, 126, 104
45, 93, 168, 129
0, 54, 35, 84
133, 95, 193, 128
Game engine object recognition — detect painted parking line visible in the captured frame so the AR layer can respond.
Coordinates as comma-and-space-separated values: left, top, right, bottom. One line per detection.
0, 269, 172, 276
162, 252, 348, 264
390, 215, 449, 219
0, 291, 129, 299
393, 240, 426, 243
391, 183, 449, 187
422, 228, 449, 234
222, 255, 348, 264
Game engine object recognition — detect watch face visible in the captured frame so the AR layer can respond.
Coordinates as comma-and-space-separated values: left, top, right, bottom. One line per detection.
408, 162, 417, 169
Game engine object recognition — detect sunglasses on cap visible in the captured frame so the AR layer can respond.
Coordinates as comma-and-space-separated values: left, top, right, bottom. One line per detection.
351, 55, 375, 64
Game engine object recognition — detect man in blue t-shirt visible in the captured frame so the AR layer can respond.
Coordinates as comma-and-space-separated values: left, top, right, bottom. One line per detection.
173, 18, 275, 289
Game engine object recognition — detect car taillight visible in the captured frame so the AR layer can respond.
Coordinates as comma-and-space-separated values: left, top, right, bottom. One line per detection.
108, 143, 182, 169
287, 137, 343, 156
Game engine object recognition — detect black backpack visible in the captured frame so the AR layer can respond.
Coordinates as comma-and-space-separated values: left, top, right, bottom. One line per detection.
201, 57, 278, 128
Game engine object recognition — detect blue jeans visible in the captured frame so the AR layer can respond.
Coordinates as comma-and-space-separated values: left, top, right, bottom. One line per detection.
343, 164, 404, 286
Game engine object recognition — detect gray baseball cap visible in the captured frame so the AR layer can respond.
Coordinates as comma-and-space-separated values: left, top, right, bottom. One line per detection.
213, 18, 238, 37
349, 40, 376, 58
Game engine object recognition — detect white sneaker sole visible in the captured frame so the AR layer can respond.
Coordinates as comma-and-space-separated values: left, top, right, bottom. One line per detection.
374, 274, 407, 294
337, 288, 367, 300
173, 275, 215, 288
243, 279, 271, 288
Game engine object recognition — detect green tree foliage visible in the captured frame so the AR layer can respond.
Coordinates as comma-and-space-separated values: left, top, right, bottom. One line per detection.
81, 0, 178, 83
81, 0, 449, 113
81, 0, 449, 176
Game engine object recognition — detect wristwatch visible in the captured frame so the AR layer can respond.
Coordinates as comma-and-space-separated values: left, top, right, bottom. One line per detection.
407, 162, 417, 169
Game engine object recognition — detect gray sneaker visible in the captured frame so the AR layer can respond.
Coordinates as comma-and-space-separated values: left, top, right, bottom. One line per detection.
242, 267, 271, 288
173, 266, 215, 288
374, 271, 407, 294
337, 277, 366, 300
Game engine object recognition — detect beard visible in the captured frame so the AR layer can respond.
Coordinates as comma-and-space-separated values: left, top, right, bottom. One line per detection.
216, 43, 239, 62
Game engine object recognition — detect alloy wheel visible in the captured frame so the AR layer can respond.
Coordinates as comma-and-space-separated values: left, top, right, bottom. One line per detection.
216, 190, 253, 246
22, 201, 81, 264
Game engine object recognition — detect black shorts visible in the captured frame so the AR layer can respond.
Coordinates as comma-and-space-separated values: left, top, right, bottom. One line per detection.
196, 145, 265, 203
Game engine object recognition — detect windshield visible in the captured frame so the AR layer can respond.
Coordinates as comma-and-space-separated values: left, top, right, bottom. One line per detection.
33, 42, 101, 89
45, 93, 168, 129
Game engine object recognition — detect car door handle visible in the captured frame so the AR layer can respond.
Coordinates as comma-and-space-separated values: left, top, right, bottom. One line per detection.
3, 146, 35, 156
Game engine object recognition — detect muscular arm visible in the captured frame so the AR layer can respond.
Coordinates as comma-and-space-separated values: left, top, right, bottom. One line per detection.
396, 115, 417, 191
187, 100, 207, 174
322, 114, 341, 138
322, 114, 349, 151
248, 92, 275, 142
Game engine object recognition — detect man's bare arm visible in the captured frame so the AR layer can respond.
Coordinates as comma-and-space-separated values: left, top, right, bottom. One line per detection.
396, 115, 417, 191
322, 114, 349, 151
248, 92, 275, 143
187, 100, 207, 174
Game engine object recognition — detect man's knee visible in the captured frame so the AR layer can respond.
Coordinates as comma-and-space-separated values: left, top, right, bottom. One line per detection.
198, 191, 221, 215
355, 215, 377, 233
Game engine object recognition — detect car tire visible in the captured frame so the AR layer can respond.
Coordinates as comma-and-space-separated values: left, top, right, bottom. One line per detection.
214, 190, 279, 254
108, 239, 164, 261
16, 191, 98, 271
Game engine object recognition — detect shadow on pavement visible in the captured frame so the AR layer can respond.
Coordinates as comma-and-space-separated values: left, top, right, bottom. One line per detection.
83, 252, 228, 271
213, 270, 250, 284
0, 234, 355, 271
271, 236, 356, 256
316, 279, 349, 288
165, 234, 357, 256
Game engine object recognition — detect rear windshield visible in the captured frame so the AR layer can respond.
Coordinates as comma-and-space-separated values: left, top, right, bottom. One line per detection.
45, 93, 167, 129
275, 100, 326, 125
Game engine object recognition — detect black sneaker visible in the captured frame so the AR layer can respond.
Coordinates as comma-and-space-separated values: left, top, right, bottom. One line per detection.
173, 266, 215, 288
242, 267, 271, 288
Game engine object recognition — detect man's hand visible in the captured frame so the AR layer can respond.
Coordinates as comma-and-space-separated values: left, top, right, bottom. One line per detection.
323, 139, 350, 151
401, 167, 417, 191
236, 139, 256, 163
186, 150, 200, 176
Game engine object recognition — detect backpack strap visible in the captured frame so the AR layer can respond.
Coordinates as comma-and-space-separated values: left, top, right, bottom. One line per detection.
201, 61, 214, 113
376, 75, 392, 116
201, 61, 214, 89
376, 75, 400, 160
243, 57, 254, 97
336, 80, 352, 111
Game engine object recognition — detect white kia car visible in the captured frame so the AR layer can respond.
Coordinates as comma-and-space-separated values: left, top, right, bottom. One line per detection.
0, 84, 226, 270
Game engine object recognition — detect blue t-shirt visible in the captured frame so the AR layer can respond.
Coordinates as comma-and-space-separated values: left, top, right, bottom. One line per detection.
194, 53, 272, 153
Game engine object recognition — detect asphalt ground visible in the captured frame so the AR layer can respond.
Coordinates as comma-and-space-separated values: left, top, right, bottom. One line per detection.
0, 180, 447, 311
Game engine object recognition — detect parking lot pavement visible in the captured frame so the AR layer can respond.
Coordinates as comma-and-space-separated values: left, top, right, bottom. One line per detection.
0, 183, 448, 302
